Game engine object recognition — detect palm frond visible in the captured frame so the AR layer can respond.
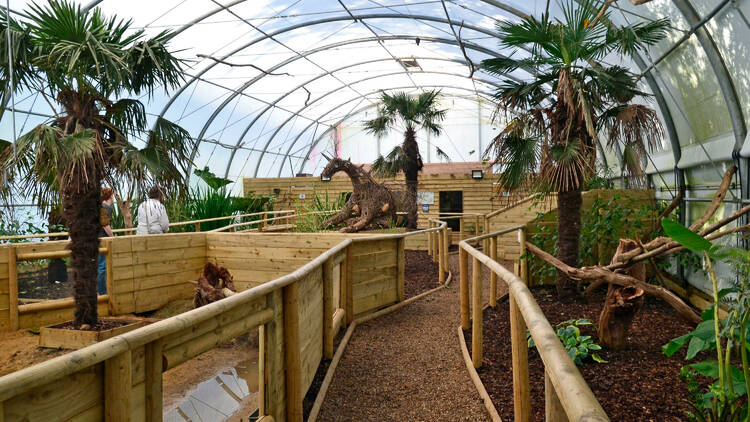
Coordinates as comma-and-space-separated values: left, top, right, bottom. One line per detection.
104, 98, 147, 138
484, 117, 541, 189
435, 146, 451, 162
606, 103, 663, 156
371, 146, 409, 178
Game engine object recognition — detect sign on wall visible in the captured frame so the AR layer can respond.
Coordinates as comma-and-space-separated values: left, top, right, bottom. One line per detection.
417, 191, 434, 205
422, 203, 430, 213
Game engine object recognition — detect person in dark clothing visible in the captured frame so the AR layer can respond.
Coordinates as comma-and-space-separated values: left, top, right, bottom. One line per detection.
97, 188, 115, 294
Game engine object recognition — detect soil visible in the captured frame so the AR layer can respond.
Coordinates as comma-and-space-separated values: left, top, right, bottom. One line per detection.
0, 330, 68, 376
466, 285, 698, 421
56, 318, 134, 331
17, 264, 72, 300
302, 330, 346, 420
404, 250, 441, 298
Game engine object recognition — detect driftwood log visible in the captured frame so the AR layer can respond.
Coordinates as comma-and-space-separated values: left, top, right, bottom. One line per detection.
526, 166, 750, 337
319, 155, 397, 233
194, 262, 237, 308
598, 240, 645, 350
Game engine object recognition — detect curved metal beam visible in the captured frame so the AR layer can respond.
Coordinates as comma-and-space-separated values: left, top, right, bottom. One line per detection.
672, 0, 745, 152
251, 70, 501, 177
188, 34, 509, 175
281, 85, 495, 178
158, 12, 513, 123
223, 56, 511, 178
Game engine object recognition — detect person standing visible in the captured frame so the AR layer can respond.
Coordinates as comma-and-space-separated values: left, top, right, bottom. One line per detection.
136, 186, 170, 235
97, 188, 115, 295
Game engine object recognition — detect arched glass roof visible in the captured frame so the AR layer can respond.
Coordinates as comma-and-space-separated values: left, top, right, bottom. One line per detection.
2, 0, 750, 200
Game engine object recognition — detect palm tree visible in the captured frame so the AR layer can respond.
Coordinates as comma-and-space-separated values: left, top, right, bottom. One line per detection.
481, 0, 669, 298
364, 90, 447, 229
0, 1, 195, 326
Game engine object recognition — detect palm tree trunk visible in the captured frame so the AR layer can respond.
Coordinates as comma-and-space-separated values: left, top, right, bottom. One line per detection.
63, 159, 101, 327
403, 127, 420, 229
556, 188, 582, 298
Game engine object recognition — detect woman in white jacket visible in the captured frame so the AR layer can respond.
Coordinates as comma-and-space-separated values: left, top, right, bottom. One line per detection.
136, 186, 170, 235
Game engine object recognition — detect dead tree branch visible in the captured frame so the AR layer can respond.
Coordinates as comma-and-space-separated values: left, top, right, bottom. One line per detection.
197, 54, 291, 76
440, 0, 475, 78
526, 242, 701, 324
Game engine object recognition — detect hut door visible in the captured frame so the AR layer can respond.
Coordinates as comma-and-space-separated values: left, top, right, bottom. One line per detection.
439, 191, 463, 232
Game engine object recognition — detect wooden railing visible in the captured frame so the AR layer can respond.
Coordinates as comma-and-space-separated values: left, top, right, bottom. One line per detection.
0, 221, 449, 422
459, 227, 609, 422
0, 209, 296, 242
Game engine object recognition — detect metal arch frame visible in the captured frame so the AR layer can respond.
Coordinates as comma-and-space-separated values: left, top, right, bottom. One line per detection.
223, 56, 514, 178
156, 12, 516, 123
249, 70, 502, 177
186, 34, 511, 173
281, 85, 497, 178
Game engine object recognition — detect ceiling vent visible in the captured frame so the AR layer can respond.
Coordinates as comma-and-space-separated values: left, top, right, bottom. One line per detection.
398, 57, 421, 71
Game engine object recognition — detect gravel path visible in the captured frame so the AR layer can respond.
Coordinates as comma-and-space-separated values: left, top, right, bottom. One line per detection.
317, 252, 511, 421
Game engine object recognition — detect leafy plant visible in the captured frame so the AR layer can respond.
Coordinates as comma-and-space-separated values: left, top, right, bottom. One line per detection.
662, 218, 750, 421
294, 191, 346, 232
528, 318, 607, 365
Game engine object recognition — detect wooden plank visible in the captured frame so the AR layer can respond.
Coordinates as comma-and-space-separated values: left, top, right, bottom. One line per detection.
353, 289, 398, 315
105, 351, 132, 421
207, 246, 325, 260
323, 258, 334, 359
490, 236, 497, 307
510, 290, 531, 421
396, 238, 405, 302
345, 245, 353, 325
131, 247, 205, 265
283, 282, 303, 422
3, 366, 103, 421
545, 371, 567, 422
472, 256, 482, 368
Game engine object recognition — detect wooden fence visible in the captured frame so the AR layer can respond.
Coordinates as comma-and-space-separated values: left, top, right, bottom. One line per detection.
459, 226, 609, 421
0, 222, 449, 422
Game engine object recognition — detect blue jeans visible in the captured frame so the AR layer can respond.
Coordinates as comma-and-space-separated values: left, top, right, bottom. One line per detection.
97, 254, 107, 295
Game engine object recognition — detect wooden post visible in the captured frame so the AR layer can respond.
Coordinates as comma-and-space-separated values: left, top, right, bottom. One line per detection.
489, 236, 497, 307
427, 221, 433, 258
475, 215, 480, 236
283, 282, 302, 422
105, 350, 132, 422
106, 241, 114, 313
459, 218, 464, 241
195, 222, 201, 232
471, 256, 482, 368
323, 258, 335, 359
442, 225, 449, 280
8, 247, 18, 331
258, 324, 267, 417
438, 229, 445, 285
396, 238, 405, 302
511, 264, 532, 422
145, 339, 164, 422
459, 247, 469, 330
345, 245, 354, 325
265, 290, 285, 421
545, 371, 568, 422
229, 226, 236, 233
519, 228, 528, 284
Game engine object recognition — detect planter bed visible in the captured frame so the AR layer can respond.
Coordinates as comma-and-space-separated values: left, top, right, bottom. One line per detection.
39, 318, 146, 349
465, 285, 697, 421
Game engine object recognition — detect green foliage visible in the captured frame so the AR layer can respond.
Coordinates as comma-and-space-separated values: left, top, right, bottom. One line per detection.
528, 318, 606, 365
527, 193, 655, 283
481, 0, 670, 193
294, 191, 346, 233
662, 219, 750, 421
194, 167, 232, 190
0, 211, 64, 243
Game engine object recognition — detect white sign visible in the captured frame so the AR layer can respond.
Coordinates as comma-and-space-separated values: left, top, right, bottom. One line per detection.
416, 191, 434, 205
299, 193, 306, 199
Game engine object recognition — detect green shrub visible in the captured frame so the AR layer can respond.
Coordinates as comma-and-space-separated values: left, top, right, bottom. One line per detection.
528, 318, 606, 365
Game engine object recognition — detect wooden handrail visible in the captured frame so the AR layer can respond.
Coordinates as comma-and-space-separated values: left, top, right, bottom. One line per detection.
484, 194, 538, 219
0, 209, 296, 241
459, 227, 609, 422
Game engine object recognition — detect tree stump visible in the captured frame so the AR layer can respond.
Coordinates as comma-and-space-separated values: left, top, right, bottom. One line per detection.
194, 262, 236, 308
598, 239, 645, 350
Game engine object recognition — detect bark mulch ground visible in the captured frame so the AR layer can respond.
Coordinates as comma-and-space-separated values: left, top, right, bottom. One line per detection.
314, 253, 498, 421
466, 284, 698, 422
404, 250, 441, 298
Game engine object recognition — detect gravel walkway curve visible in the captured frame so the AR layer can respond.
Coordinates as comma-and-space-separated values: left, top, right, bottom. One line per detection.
316, 252, 511, 421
